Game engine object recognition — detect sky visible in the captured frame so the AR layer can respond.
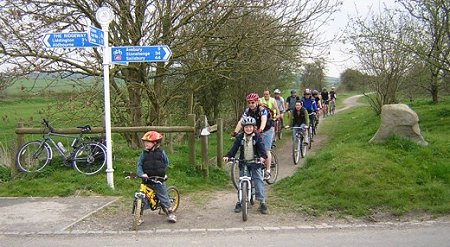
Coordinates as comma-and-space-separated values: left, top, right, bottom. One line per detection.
322, 0, 397, 78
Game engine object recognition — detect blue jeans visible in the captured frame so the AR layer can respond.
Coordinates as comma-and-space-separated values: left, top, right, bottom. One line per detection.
238, 162, 265, 203
261, 127, 274, 151
147, 182, 172, 210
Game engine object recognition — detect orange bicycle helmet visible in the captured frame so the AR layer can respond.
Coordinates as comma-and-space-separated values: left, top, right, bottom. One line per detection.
141, 131, 163, 142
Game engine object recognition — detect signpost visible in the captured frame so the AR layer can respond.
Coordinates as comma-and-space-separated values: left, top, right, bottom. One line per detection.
111, 45, 172, 62
41, 7, 172, 190
87, 26, 104, 46
42, 32, 99, 48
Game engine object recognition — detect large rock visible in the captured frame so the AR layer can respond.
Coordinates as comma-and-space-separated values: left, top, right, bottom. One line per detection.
370, 104, 428, 146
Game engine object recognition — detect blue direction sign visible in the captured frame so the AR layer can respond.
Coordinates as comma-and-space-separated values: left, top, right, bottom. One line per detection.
111, 46, 172, 62
42, 32, 99, 48
88, 26, 104, 46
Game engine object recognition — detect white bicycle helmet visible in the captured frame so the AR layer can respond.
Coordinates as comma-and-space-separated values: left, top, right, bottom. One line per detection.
241, 116, 256, 126
274, 89, 281, 94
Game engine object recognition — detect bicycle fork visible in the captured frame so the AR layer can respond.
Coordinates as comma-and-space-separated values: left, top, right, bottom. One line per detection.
238, 176, 252, 203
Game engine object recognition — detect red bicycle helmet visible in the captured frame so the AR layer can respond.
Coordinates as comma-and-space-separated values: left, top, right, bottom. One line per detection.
246, 93, 259, 101
141, 131, 163, 142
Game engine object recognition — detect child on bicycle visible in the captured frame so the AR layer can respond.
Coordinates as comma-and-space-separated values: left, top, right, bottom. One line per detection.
136, 131, 177, 223
289, 101, 310, 144
224, 116, 269, 214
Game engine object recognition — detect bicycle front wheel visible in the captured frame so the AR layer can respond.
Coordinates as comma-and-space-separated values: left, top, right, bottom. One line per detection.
132, 198, 143, 230
230, 160, 240, 190
292, 135, 301, 165
266, 151, 279, 184
72, 142, 106, 175
301, 136, 307, 158
241, 182, 248, 222
15, 141, 52, 172
168, 186, 180, 212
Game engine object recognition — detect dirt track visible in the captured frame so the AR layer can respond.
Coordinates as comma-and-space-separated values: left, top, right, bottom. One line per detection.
69, 95, 439, 231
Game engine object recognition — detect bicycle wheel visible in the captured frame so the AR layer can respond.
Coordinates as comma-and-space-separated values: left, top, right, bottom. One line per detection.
241, 181, 248, 222
300, 135, 307, 158
167, 186, 180, 212
15, 141, 52, 172
266, 151, 279, 184
72, 142, 106, 175
308, 128, 313, 149
132, 197, 143, 230
292, 134, 301, 165
230, 160, 240, 190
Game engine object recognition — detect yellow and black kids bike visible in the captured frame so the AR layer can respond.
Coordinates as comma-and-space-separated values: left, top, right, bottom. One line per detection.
131, 175, 180, 230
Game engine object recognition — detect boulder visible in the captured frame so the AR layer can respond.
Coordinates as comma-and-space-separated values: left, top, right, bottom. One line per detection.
369, 104, 428, 146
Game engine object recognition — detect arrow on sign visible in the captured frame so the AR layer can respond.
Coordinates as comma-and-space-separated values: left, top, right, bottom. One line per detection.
111, 45, 172, 62
42, 32, 100, 48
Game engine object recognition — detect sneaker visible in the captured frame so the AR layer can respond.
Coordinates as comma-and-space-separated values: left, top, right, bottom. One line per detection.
234, 202, 242, 213
258, 203, 268, 214
264, 171, 271, 180
167, 213, 177, 223
137, 218, 144, 225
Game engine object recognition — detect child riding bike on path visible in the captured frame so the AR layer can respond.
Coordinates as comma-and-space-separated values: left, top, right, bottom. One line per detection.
136, 131, 177, 223
224, 116, 269, 214
231, 93, 273, 180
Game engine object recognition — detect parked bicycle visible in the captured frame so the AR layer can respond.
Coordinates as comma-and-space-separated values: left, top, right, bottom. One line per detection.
286, 126, 308, 165
230, 150, 278, 190
131, 176, 180, 230
15, 119, 107, 175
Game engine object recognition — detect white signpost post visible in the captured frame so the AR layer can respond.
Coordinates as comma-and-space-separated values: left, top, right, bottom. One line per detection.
41, 7, 172, 190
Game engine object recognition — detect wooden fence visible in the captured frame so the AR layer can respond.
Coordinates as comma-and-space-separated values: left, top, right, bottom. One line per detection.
15, 114, 224, 177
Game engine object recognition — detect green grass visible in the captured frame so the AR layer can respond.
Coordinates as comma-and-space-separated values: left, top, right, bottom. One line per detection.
272, 96, 450, 217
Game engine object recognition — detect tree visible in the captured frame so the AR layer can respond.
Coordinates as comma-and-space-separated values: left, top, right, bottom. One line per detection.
0, 0, 342, 146
346, 9, 415, 114
397, 0, 450, 103
300, 59, 326, 90
339, 68, 367, 92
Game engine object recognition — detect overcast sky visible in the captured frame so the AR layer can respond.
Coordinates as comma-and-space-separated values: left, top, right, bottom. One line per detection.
322, 0, 398, 78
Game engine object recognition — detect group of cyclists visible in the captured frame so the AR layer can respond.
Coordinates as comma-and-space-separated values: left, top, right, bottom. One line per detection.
224, 87, 337, 215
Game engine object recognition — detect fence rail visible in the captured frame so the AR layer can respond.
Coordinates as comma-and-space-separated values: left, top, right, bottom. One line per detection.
14, 115, 224, 177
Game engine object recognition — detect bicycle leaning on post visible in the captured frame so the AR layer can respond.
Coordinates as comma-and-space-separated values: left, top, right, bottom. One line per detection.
131, 175, 180, 230
15, 119, 107, 175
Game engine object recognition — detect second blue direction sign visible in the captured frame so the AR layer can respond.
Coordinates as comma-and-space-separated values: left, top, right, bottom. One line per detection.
111, 46, 172, 63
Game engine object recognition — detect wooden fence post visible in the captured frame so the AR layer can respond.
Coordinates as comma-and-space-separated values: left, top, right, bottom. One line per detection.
166, 114, 174, 154
13, 122, 25, 174
200, 115, 209, 177
216, 118, 223, 168
187, 114, 196, 167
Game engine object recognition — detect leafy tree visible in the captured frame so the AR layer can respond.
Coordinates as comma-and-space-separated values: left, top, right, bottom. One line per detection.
339, 68, 367, 92
300, 59, 326, 91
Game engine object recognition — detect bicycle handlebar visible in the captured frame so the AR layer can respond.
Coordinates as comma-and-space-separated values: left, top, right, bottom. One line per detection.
141, 175, 168, 184
227, 157, 264, 165
42, 119, 92, 133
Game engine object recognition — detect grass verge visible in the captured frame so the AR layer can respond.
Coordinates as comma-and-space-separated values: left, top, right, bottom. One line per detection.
272, 96, 450, 217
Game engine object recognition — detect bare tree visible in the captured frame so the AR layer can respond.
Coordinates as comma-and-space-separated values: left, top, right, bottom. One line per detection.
346, 9, 415, 114
0, 0, 342, 146
397, 0, 450, 103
